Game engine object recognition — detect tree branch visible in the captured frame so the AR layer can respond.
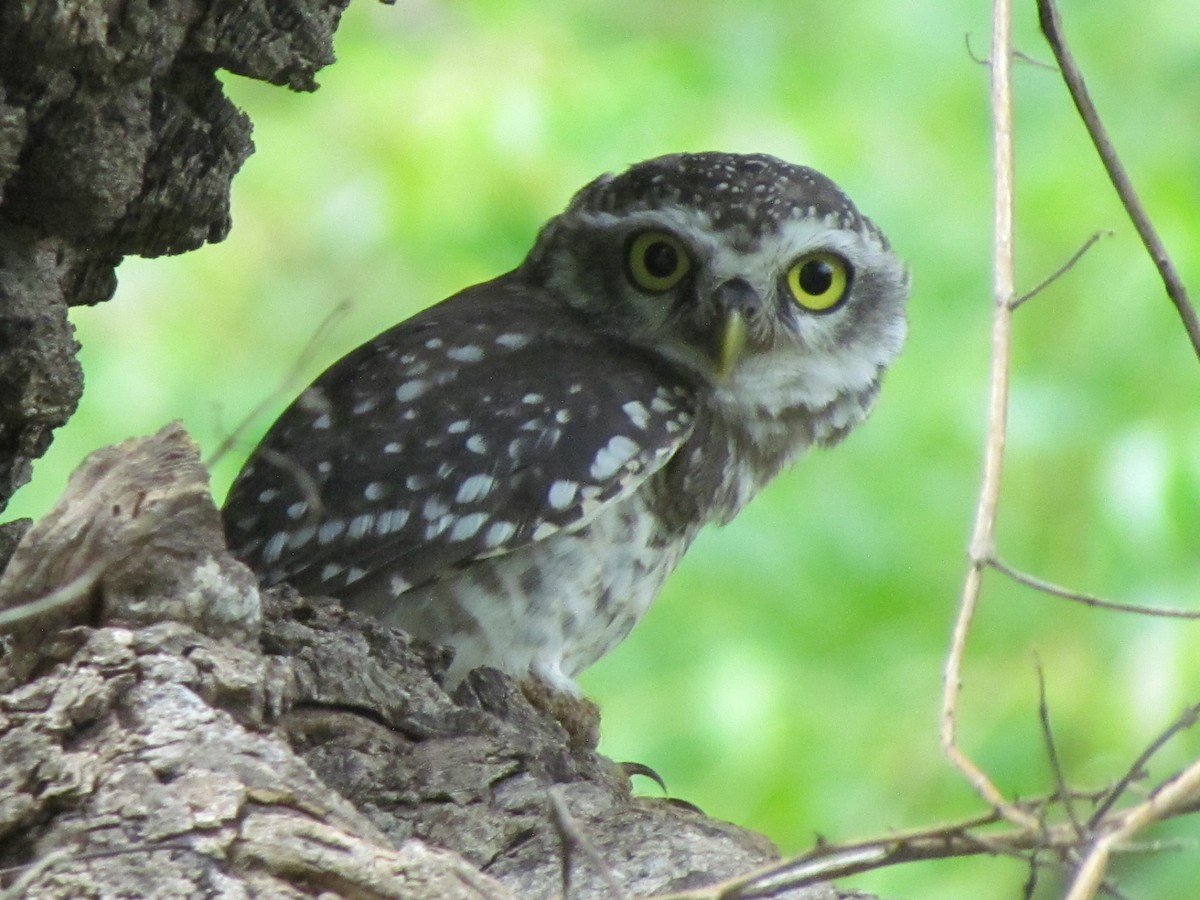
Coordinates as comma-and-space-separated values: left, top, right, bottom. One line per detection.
941, 0, 1039, 831
989, 557, 1200, 620
1036, 0, 1200, 359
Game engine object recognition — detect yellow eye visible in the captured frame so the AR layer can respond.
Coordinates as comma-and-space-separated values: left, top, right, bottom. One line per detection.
785, 252, 850, 312
627, 231, 691, 292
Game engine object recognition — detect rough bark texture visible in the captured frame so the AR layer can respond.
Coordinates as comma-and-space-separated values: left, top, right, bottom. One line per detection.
0, 3, 882, 897
0, 0, 349, 513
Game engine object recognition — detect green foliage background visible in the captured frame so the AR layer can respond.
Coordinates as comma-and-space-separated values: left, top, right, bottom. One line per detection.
10, 1, 1200, 896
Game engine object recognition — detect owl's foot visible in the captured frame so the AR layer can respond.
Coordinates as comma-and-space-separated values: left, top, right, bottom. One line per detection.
519, 677, 602, 751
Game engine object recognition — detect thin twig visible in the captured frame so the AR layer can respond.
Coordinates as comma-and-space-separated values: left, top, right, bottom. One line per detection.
1066, 758, 1200, 900
0, 849, 73, 900
0, 842, 196, 900
646, 787, 1141, 899
547, 785, 627, 900
990, 557, 1200, 620
964, 33, 1056, 71
941, 0, 1040, 832
1089, 699, 1200, 828
1036, 0, 1200, 359
1020, 854, 1039, 900
0, 506, 163, 629
205, 299, 352, 469
254, 446, 326, 526
1010, 230, 1112, 309
964, 32, 988, 66
0, 559, 107, 628
1035, 657, 1082, 836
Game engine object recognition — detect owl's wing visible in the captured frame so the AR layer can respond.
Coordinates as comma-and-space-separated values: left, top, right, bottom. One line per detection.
221, 277, 697, 599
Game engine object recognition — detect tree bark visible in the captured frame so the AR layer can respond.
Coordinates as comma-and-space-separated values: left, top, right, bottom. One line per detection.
0, 0, 347, 516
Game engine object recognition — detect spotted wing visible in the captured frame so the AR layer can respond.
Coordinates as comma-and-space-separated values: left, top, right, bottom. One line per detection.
221, 276, 697, 599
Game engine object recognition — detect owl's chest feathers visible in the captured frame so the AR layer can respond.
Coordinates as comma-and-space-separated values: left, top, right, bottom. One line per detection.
639, 406, 777, 538
645, 379, 878, 536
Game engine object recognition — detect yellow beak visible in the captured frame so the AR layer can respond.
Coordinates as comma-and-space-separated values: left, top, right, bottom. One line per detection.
716, 310, 747, 379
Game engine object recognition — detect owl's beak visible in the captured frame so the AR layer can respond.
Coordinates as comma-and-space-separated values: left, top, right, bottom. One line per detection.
716, 311, 747, 379
711, 278, 757, 379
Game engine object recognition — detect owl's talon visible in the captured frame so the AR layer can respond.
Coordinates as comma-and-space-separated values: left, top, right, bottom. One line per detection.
619, 760, 668, 795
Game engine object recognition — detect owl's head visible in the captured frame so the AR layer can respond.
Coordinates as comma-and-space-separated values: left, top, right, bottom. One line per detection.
524, 152, 908, 433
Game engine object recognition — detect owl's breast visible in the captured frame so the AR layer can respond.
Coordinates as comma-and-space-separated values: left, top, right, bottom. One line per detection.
347, 489, 692, 692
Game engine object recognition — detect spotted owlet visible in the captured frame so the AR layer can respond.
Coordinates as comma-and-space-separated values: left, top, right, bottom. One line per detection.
222, 152, 908, 695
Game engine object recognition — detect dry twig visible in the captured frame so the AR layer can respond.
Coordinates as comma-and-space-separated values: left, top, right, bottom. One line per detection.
547, 786, 627, 900
1066, 760, 1200, 900
1010, 229, 1111, 309
1089, 700, 1200, 829
1036, 0, 1200, 359
205, 299, 352, 469
940, 0, 1039, 831
989, 557, 1200, 620
1034, 659, 1082, 838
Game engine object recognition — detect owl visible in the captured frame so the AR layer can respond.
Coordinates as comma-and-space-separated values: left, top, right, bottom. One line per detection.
222, 152, 908, 695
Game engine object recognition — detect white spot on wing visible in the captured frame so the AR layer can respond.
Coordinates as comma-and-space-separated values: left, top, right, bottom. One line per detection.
496, 332, 531, 349
318, 520, 345, 544
375, 508, 411, 535
312, 413, 331, 430
424, 515, 454, 539
286, 501, 307, 520
483, 520, 516, 548
465, 434, 488, 454
423, 496, 450, 521
348, 513, 375, 539
456, 474, 495, 504
263, 532, 288, 563
288, 525, 316, 550
395, 380, 427, 402
589, 435, 641, 480
547, 480, 578, 510
622, 400, 650, 429
364, 482, 385, 501
447, 344, 484, 362
448, 419, 470, 434
450, 512, 489, 541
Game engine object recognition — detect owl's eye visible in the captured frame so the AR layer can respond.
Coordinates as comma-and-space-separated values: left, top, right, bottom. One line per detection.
785, 252, 851, 312
627, 231, 691, 292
